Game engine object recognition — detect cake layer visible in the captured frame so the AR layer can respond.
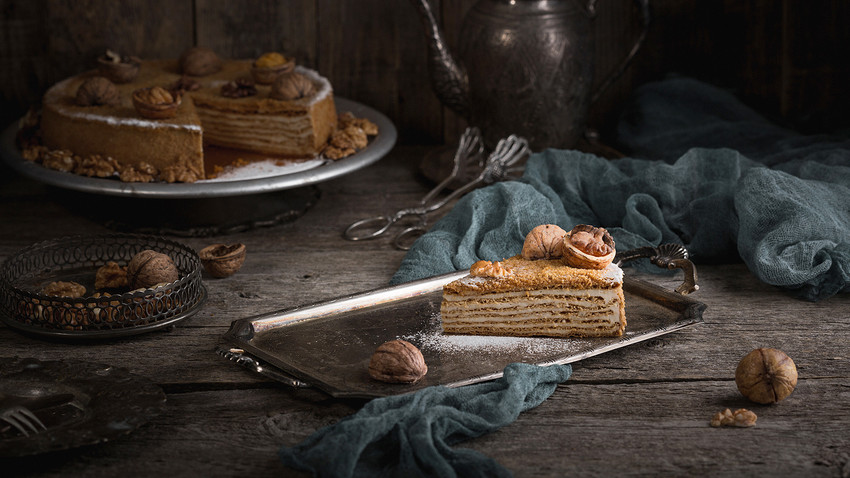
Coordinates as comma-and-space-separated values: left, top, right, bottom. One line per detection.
442, 288, 625, 337
193, 88, 336, 156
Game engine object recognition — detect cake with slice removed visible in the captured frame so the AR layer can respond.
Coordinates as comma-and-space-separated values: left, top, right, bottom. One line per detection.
440, 224, 626, 338
27, 47, 374, 183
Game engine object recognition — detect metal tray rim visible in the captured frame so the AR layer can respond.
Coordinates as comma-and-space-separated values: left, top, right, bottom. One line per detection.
222, 270, 707, 399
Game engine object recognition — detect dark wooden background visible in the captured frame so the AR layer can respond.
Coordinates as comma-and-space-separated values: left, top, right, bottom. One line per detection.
1, 0, 848, 147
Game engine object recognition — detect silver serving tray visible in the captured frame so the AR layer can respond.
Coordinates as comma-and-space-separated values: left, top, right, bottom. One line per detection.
0, 97, 396, 198
222, 270, 707, 399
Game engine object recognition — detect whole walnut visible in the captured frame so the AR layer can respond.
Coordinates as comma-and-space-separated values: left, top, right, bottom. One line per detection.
735, 348, 798, 404
75, 76, 120, 106
179, 46, 222, 76
126, 250, 180, 289
368, 340, 428, 384
521, 224, 567, 260
270, 72, 316, 101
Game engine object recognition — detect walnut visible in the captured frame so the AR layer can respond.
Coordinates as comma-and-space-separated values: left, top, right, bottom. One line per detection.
323, 125, 368, 160
75, 76, 120, 107
74, 79, 116, 109
561, 224, 616, 270
338, 112, 379, 136
75, 154, 119, 178
368, 340, 428, 384
42, 149, 78, 172
735, 348, 798, 404
41, 281, 86, 298
88, 292, 119, 324
220, 77, 257, 98
179, 46, 222, 76
118, 163, 157, 182
132, 86, 181, 119
168, 75, 201, 96
710, 408, 757, 427
521, 224, 567, 260
251, 52, 294, 84
126, 250, 180, 289
469, 260, 511, 278
97, 49, 141, 83
160, 164, 202, 183
322, 144, 356, 160
269, 72, 316, 101
22, 145, 48, 162
198, 243, 246, 278
95, 261, 128, 290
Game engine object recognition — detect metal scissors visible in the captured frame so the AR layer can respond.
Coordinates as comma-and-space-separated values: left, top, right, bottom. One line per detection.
343, 127, 530, 250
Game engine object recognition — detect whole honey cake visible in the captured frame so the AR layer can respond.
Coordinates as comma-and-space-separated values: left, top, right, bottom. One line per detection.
23, 47, 377, 183
440, 224, 626, 338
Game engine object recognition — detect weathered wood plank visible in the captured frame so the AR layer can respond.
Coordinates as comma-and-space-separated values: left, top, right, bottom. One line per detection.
3, 379, 847, 476
317, 0, 442, 144
194, 0, 317, 65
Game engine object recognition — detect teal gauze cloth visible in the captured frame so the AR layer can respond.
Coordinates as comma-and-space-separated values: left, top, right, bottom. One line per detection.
278, 363, 572, 477
391, 77, 850, 301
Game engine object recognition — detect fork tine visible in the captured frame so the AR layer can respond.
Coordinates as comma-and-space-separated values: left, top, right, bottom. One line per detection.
2, 406, 47, 436
17, 407, 47, 432
2, 413, 32, 437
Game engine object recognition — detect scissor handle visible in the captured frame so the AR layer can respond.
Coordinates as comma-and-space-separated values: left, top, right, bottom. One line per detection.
343, 215, 394, 241
393, 225, 427, 251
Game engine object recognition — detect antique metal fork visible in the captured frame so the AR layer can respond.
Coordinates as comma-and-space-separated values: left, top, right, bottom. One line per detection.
1, 405, 47, 437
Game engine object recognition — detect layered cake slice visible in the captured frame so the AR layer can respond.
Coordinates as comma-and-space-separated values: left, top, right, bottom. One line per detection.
440, 224, 626, 338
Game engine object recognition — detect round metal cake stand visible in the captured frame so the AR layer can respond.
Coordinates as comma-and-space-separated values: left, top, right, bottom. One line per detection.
1, 98, 396, 236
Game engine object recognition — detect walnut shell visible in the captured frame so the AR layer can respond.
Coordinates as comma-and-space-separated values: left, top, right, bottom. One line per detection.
75, 76, 120, 107
269, 72, 316, 101
561, 224, 616, 270
132, 86, 181, 119
368, 339, 427, 384
97, 50, 141, 83
179, 46, 222, 76
126, 250, 180, 290
521, 224, 567, 260
735, 348, 798, 404
251, 54, 295, 85
199, 243, 246, 278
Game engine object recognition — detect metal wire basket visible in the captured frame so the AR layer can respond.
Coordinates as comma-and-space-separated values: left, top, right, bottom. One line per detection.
0, 234, 205, 338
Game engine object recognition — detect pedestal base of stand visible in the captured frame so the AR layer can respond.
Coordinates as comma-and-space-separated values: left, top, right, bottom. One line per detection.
54, 186, 321, 237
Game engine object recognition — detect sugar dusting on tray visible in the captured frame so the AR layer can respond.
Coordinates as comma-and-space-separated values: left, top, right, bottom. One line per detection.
400, 313, 585, 357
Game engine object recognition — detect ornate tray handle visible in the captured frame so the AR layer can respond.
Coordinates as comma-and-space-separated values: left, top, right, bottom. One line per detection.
616, 244, 699, 295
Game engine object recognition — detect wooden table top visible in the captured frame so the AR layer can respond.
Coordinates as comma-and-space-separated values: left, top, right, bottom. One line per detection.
1, 145, 848, 477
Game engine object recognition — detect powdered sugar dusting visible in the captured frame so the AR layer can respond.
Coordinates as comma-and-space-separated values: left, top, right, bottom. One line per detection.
400, 313, 585, 359
201, 157, 327, 182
